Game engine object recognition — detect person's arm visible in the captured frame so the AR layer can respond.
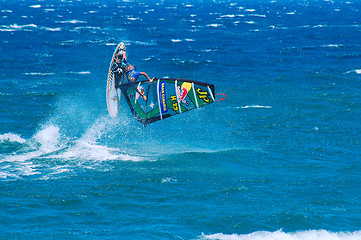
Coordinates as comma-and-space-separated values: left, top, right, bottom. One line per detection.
140, 72, 153, 83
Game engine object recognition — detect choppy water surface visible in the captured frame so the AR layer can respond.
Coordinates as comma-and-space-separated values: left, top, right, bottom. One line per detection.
1, 0, 361, 239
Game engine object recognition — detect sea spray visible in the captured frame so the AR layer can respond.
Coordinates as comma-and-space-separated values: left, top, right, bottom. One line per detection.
201, 230, 361, 240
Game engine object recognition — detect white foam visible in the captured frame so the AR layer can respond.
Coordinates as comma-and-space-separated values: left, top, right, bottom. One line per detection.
161, 177, 178, 183
132, 40, 157, 46
41, 166, 71, 180
220, 15, 235, 18
0, 117, 150, 180
344, 69, 361, 74
0, 133, 26, 144
201, 230, 361, 240
322, 44, 343, 48
24, 72, 55, 76
29, 4, 41, 8
0, 28, 14, 32
0, 24, 61, 32
50, 116, 142, 162
34, 125, 61, 152
51, 140, 120, 161
1, 125, 62, 163
57, 20, 87, 24
0, 172, 19, 179
41, 26, 61, 31
66, 71, 91, 75
11, 24, 37, 29
249, 14, 266, 18
207, 23, 223, 27
241, 105, 272, 109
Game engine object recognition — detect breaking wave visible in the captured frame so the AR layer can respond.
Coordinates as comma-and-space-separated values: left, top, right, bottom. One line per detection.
200, 230, 361, 240
0, 133, 26, 144
0, 116, 144, 180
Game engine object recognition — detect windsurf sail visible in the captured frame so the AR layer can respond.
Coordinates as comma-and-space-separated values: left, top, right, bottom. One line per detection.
119, 78, 216, 126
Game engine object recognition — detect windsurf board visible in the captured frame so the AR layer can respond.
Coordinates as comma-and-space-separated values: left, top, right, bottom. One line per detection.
106, 42, 126, 117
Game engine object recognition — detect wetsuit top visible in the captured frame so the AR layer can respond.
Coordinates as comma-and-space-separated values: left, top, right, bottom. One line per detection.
126, 69, 141, 83
124, 64, 140, 83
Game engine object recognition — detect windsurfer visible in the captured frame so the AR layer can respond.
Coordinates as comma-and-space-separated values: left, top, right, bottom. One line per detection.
111, 44, 127, 87
112, 42, 155, 101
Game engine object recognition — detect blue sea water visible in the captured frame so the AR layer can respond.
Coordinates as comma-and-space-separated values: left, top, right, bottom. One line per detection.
1, 0, 361, 239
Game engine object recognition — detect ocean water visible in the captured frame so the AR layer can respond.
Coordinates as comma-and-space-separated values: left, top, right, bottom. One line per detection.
1, 0, 361, 239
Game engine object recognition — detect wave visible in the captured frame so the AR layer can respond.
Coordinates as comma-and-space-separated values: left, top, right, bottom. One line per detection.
248, 14, 266, 18
0, 133, 26, 144
240, 105, 272, 109
207, 23, 224, 27
132, 40, 158, 46
344, 69, 361, 74
1, 118, 142, 163
24, 72, 55, 76
171, 39, 195, 43
65, 71, 91, 75
200, 230, 361, 240
57, 20, 87, 24
0, 24, 61, 32
321, 44, 343, 48
1, 125, 62, 163
0, 24, 37, 32
220, 15, 235, 18
29, 4, 41, 8
0, 116, 143, 180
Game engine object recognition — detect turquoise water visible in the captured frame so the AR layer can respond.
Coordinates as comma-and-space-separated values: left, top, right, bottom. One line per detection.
1, 0, 361, 239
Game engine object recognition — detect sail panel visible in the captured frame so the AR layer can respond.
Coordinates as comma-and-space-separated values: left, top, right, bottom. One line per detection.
119, 78, 215, 126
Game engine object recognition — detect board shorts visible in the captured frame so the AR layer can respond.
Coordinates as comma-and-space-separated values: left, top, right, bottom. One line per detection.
126, 70, 140, 83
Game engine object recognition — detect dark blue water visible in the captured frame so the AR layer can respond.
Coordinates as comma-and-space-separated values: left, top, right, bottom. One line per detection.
1, 0, 361, 239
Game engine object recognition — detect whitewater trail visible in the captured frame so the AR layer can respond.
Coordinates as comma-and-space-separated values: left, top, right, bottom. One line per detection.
0, 116, 143, 179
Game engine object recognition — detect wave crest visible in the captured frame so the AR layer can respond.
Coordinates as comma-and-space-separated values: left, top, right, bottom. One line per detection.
201, 230, 361, 240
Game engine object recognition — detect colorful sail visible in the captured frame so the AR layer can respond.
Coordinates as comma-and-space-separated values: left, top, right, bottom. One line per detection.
119, 78, 215, 126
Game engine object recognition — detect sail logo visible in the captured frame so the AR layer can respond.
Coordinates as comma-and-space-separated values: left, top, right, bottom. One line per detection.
176, 82, 192, 107
177, 82, 192, 103
171, 95, 179, 111
197, 88, 210, 103
159, 81, 168, 114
